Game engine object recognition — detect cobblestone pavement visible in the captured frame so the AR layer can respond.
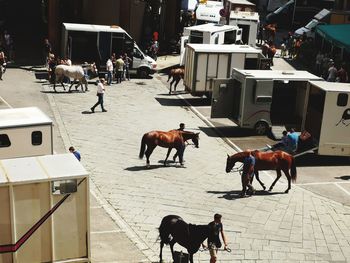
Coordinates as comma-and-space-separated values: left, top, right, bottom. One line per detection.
43, 76, 350, 263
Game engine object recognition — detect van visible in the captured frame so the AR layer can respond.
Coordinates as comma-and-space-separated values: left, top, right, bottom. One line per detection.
61, 23, 157, 78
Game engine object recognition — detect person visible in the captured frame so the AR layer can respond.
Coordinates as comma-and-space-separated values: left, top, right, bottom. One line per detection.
286, 128, 299, 153
43, 38, 52, 66
315, 51, 324, 76
106, 57, 113, 85
271, 130, 288, 151
48, 53, 56, 84
327, 62, 337, 82
337, 63, 348, 83
202, 213, 228, 263
241, 150, 256, 196
91, 78, 107, 113
123, 53, 132, 80
3, 31, 13, 62
0, 49, 6, 80
172, 123, 185, 162
69, 146, 81, 161
115, 55, 125, 83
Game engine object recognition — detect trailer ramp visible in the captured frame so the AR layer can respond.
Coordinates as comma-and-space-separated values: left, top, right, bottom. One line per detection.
293, 146, 319, 158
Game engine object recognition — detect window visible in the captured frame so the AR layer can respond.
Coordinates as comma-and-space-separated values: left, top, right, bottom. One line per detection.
32, 131, 42, 146
337, 93, 348, 107
224, 30, 236, 44
0, 134, 11, 147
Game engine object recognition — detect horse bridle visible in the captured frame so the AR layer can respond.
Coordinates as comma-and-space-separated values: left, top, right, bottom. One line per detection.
230, 163, 243, 174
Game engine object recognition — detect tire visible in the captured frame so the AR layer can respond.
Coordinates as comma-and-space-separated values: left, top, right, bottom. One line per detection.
137, 68, 149, 78
254, 121, 269, 135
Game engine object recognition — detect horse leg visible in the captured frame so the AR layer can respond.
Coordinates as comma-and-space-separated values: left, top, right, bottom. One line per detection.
255, 171, 266, 190
159, 241, 164, 263
174, 78, 180, 92
60, 80, 66, 91
189, 253, 194, 263
170, 79, 176, 94
164, 148, 172, 166
68, 81, 74, 92
169, 241, 176, 261
269, 169, 282, 192
145, 145, 156, 168
283, 169, 292, 193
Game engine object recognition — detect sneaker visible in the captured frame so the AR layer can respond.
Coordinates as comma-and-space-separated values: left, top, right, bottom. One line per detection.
102, 109, 107, 112
90, 107, 94, 113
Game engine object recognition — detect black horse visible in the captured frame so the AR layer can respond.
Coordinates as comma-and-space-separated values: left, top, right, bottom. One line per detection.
159, 215, 209, 263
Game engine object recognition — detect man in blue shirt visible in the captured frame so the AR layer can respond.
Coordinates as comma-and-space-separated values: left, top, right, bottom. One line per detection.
286, 128, 299, 153
69, 146, 81, 161
241, 150, 256, 197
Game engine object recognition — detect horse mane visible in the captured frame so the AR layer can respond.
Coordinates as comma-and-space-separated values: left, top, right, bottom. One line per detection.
230, 150, 250, 161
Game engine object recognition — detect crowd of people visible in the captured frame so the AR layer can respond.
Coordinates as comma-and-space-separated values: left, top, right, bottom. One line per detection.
105, 53, 132, 85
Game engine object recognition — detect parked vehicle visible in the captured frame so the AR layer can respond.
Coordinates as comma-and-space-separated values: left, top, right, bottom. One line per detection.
0, 107, 53, 159
195, 0, 224, 24
210, 68, 322, 135
180, 23, 242, 65
183, 44, 265, 97
61, 23, 157, 78
294, 9, 330, 38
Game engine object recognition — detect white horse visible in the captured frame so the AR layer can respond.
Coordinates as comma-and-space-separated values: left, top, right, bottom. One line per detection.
54, 65, 88, 92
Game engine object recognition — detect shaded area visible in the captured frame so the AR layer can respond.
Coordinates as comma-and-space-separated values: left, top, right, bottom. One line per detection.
295, 154, 350, 167
335, 175, 350, 181
155, 97, 210, 107
207, 190, 284, 200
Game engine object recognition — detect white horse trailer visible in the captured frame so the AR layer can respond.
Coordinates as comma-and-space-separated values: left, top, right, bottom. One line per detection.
180, 23, 243, 65
0, 153, 89, 263
183, 44, 264, 97
211, 68, 322, 134
0, 107, 53, 159
301, 81, 350, 157
227, 11, 260, 46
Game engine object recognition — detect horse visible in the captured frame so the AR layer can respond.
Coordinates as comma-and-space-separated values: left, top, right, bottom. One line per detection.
54, 65, 88, 92
167, 67, 184, 94
139, 130, 199, 167
226, 150, 297, 196
159, 215, 209, 263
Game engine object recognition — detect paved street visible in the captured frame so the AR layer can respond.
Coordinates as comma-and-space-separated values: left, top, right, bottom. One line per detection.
1, 68, 350, 262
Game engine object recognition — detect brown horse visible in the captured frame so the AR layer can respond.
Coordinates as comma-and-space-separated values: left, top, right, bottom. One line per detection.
167, 67, 185, 94
226, 150, 297, 195
159, 215, 209, 263
139, 130, 199, 167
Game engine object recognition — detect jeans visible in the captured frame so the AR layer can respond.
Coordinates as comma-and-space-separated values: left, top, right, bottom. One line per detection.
92, 94, 105, 111
107, 71, 112, 85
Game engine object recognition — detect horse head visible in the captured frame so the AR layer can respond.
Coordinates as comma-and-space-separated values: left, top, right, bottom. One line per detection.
226, 151, 250, 173
192, 132, 200, 148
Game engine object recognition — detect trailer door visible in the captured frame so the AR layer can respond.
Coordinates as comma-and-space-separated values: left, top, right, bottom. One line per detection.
98, 32, 111, 63
211, 79, 235, 118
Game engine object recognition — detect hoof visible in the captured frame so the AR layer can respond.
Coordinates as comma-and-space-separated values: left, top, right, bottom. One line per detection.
262, 185, 266, 191
284, 189, 289, 193
268, 187, 273, 192
239, 193, 247, 198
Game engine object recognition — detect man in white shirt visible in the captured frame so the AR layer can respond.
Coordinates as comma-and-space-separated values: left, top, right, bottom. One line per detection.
91, 79, 107, 113
106, 57, 113, 85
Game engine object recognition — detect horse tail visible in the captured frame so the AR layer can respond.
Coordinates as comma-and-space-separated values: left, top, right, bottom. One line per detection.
139, 134, 147, 159
290, 156, 297, 182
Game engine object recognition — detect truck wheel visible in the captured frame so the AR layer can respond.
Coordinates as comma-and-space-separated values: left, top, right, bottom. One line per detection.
137, 68, 149, 78
254, 121, 269, 135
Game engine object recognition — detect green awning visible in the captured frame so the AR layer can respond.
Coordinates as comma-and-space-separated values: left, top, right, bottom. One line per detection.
316, 24, 350, 52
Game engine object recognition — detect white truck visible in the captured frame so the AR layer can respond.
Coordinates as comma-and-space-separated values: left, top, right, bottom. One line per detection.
183, 44, 265, 97
0, 107, 53, 159
226, 11, 260, 46
210, 68, 322, 135
195, 0, 225, 24
0, 153, 90, 262
62, 23, 157, 78
180, 23, 243, 65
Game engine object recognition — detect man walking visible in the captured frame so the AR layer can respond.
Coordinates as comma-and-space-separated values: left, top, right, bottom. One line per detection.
91, 78, 107, 113
203, 213, 228, 263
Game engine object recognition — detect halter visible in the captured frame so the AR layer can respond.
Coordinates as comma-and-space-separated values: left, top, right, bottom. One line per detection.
199, 247, 232, 253
230, 163, 243, 174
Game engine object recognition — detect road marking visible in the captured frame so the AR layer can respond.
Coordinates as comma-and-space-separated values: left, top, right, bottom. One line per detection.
0, 95, 12, 108
90, 230, 123, 234
296, 181, 350, 186
335, 183, 350, 196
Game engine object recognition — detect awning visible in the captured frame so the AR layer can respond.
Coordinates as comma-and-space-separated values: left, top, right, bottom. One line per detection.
315, 24, 350, 52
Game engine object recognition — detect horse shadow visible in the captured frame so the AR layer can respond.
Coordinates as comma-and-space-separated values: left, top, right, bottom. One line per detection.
207, 190, 284, 200
82, 111, 93, 114
335, 175, 350, 180
125, 164, 167, 171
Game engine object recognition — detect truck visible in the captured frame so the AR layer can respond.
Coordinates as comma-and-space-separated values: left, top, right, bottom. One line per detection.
0, 107, 53, 159
61, 23, 157, 78
195, 0, 225, 25
0, 153, 90, 263
180, 23, 243, 65
183, 44, 265, 97
210, 68, 322, 135
226, 11, 260, 46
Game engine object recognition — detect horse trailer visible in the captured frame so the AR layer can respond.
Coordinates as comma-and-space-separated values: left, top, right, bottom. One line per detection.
0, 153, 90, 263
210, 68, 322, 135
0, 107, 53, 159
301, 81, 350, 157
180, 23, 243, 65
183, 44, 265, 97
61, 23, 157, 77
